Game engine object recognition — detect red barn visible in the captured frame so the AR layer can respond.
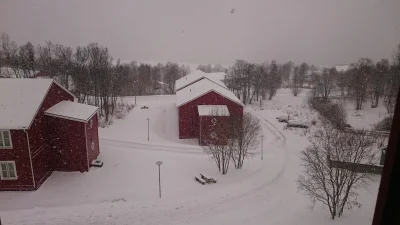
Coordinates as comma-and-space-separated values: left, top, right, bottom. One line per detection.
176, 77, 244, 145
0, 79, 99, 191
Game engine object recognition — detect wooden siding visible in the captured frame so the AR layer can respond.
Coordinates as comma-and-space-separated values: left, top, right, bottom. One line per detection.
199, 116, 229, 146
29, 82, 74, 186
86, 114, 100, 166
179, 91, 243, 139
0, 130, 34, 190
47, 117, 88, 172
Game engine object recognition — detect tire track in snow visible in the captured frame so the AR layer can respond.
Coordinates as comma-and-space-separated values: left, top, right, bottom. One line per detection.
100, 138, 204, 154
4, 114, 290, 225
163, 111, 291, 224
152, 112, 290, 224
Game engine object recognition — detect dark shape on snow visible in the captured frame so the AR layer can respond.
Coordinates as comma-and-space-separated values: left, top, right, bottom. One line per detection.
195, 176, 206, 185
200, 173, 217, 183
91, 159, 103, 168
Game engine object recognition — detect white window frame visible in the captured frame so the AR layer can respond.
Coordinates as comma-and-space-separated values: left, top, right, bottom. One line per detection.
0, 161, 17, 180
0, 130, 13, 149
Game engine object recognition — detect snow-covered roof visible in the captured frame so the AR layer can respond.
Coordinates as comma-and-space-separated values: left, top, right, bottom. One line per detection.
45, 101, 99, 122
175, 70, 227, 92
176, 78, 243, 107
0, 79, 53, 129
198, 105, 230, 116
335, 65, 349, 72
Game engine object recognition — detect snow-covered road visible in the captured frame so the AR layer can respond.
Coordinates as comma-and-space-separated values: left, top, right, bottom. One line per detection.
0, 91, 380, 225
1, 110, 293, 225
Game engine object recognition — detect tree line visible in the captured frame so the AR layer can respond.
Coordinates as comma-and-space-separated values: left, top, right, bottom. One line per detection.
309, 46, 400, 116
0, 32, 190, 124
224, 43, 400, 114
225, 60, 315, 104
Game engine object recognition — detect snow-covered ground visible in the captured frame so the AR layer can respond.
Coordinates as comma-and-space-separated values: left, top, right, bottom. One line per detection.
0, 89, 381, 225
344, 99, 389, 130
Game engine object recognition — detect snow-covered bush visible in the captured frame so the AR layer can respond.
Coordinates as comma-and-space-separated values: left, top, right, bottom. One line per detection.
308, 96, 347, 129
114, 102, 135, 119
374, 116, 393, 131
99, 117, 113, 128
311, 119, 317, 126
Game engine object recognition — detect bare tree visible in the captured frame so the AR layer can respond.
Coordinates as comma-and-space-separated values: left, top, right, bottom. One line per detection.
281, 61, 293, 88
383, 44, 400, 114
71, 46, 90, 103
299, 62, 309, 88
163, 62, 180, 94
203, 143, 232, 174
1, 32, 22, 78
179, 64, 190, 78
227, 60, 254, 104
18, 42, 36, 78
291, 66, 301, 96
336, 70, 349, 98
298, 127, 378, 219
202, 107, 233, 174
54, 44, 74, 90
230, 112, 261, 169
314, 67, 336, 100
266, 60, 281, 100
351, 58, 373, 110
36, 41, 58, 75
369, 59, 388, 108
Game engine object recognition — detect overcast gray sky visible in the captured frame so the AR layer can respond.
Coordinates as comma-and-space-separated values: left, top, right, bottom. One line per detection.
1, 0, 399, 66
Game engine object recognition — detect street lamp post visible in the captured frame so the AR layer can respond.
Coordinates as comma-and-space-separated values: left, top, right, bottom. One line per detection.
155, 161, 163, 198
147, 118, 150, 141
261, 135, 264, 160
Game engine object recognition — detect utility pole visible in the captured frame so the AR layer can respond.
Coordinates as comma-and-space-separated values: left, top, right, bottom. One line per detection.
147, 118, 150, 141
155, 161, 163, 198
261, 135, 264, 160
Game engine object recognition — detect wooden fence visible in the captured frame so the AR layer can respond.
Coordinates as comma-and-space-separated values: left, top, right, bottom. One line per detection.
329, 160, 383, 175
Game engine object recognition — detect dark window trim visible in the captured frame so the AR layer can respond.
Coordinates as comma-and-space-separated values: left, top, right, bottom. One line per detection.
372, 85, 400, 225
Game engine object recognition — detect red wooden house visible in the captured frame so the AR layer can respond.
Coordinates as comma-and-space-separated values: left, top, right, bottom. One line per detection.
0, 79, 100, 191
176, 78, 244, 145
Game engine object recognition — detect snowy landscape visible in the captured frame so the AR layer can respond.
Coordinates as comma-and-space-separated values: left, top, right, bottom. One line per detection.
1, 1, 400, 224
0, 89, 382, 225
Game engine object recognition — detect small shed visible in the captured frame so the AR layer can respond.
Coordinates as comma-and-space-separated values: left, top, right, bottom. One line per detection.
45, 101, 100, 172
198, 105, 230, 145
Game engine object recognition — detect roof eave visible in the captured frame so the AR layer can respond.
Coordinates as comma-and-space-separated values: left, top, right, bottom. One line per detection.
44, 108, 99, 123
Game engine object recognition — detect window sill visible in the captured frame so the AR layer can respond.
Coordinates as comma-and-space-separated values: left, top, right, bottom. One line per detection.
0, 177, 18, 180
